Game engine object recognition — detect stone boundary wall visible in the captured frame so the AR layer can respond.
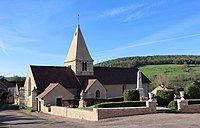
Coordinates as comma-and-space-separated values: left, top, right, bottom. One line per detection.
178, 100, 200, 113
42, 101, 156, 121
67, 108, 98, 121
97, 107, 149, 120
50, 106, 67, 117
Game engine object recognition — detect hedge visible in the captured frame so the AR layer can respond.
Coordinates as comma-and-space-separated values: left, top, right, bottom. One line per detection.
124, 89, 139, 101
156, 90, 174, 106
188, 99, 200, 105
93, 101, 145, 108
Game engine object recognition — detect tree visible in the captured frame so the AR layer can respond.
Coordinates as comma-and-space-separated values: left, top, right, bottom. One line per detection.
154, 73, 171, 88
186, 81, 200, 99
6, 75, 25, 81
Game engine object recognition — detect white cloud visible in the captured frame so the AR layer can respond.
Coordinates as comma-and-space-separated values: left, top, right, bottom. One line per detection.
99, 1, 166, 21
0, 40, 7, 54
124, 1, 165, 22
100, 4, 144, 18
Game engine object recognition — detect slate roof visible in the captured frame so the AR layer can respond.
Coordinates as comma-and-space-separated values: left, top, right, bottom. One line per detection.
0, 78, 15, 88
77, 66, 151, 89
30, 66, 151, 96
84, 79, 97, 92
30, 65, 81, 94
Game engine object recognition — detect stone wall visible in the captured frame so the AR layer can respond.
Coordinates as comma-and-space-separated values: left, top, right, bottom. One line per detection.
177, 99, 200, 113
97, 107, 149, 120
67, 108, 98, 121
49, 106, 67, 117
42, 101, 156, 121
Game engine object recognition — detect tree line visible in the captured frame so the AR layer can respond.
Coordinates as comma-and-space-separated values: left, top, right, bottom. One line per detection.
96, 55, 200, 67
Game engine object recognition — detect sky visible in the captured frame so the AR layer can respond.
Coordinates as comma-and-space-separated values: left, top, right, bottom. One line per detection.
0, 0, 200, 77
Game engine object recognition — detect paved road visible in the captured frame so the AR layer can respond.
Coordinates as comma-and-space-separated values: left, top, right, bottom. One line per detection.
1, 105, 200, 128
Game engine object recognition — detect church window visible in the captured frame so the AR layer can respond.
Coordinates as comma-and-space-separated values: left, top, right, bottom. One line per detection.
28, 77, 31, 96
82, 62, 88, 71
96, 90, 100, 98
82, 62, 85, 71
85, 62, 87, 71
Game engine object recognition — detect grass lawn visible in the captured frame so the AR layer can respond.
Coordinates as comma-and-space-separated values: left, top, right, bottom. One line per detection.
139, 64, 200, 89
139, 64, 200, 79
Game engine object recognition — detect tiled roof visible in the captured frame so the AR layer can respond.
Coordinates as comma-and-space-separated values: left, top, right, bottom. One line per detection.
30, 65, 81, 94
30, 66, 150, 96
78, 66, 151, 89
84, 79, 97, 92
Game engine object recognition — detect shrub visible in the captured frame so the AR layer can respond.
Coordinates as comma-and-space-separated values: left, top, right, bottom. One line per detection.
156, 90, 174, 106
124, 89, 139, 101
186, 81, 200, 99
168, 100, 177, 110
23, 106, 33, 112
93, 101, 145, 108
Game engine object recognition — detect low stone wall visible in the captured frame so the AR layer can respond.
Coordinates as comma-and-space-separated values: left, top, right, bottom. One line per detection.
178, 100, 200, 113
67, 108, 98, 121
97, 107, 149, 120
42, 101, 156, 121
49, 106, 67, 117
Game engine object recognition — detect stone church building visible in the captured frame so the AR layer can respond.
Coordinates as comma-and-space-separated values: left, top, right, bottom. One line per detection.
23, 24, 150, 110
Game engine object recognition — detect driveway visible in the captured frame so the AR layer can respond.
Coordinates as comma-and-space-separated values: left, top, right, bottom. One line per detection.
0, 105, 200, 128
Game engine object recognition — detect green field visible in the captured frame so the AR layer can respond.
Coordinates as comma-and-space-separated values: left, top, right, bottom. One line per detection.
139, 64, 200, 89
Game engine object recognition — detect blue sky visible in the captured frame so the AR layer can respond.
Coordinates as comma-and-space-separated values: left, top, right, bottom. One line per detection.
0, 0, 200, 76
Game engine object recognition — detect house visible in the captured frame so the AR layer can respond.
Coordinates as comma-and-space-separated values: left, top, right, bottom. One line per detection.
0, 76, 16, 103
23, 24, 151, 111
151, 85, 174, 96
12, 80, 25, 105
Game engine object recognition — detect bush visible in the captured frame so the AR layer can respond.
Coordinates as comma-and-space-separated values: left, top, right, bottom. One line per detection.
22, 106, 33, 112
93, 101, 145, 108
168, 100, 177, 110
124, 89, 139, 101
156, 90, 174, 106
186, 81, 200, 99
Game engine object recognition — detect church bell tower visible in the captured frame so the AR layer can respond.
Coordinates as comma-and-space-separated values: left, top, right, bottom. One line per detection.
64, 24, 94, 76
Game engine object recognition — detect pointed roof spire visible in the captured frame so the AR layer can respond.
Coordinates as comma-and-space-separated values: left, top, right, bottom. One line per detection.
64, 24, 93, 63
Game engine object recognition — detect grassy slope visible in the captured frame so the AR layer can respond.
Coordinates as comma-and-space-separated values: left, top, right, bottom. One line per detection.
139, 64, 200, 89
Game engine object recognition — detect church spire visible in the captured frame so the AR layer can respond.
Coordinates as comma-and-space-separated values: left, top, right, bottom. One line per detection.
64, 24, 94, 76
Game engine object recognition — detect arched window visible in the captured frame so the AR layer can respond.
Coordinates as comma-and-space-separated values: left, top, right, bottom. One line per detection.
96, 90, 100, 98
82, 62, 85, 71
85, 62, 87, 71
82, 62, 88, 71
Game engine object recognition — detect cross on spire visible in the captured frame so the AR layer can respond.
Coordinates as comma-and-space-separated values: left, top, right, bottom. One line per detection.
78, 14, 80, 25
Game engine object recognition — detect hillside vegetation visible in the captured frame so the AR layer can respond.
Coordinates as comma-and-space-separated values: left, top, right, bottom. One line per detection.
96, 55, 200, 67
96, 55, 200, 90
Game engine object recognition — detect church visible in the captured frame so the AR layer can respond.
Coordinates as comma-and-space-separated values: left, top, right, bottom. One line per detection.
23, 24, 150, 111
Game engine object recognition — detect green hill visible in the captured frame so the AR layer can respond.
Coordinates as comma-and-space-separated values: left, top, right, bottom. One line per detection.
96, 55, 200, 90
139, 64, 200, 90
96, 55, 200, 67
